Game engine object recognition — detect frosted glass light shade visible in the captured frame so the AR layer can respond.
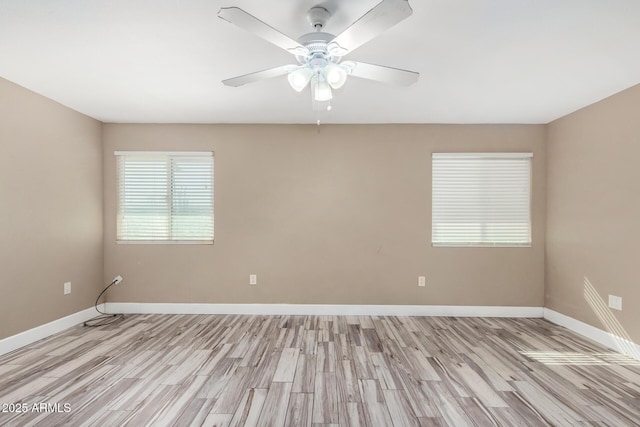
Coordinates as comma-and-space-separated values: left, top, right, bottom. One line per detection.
323, 64, 347, 89
287, 68, 313, 92
312, 77, 333, 101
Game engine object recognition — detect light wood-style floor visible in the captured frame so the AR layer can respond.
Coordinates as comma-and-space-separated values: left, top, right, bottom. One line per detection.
0, 314, 639, 426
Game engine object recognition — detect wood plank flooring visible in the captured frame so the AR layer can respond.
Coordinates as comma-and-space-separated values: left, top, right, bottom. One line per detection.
0, 314, 639, 426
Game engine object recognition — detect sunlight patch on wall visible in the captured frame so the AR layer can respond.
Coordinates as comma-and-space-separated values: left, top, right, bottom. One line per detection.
583, 277, 640, 360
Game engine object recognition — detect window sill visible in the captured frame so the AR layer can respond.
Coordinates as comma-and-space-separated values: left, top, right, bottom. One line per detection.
117, 240, 214, 245
432, 243, 532, 248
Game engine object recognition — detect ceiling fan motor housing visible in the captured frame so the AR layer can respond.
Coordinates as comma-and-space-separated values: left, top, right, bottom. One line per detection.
296, 32, 340, 66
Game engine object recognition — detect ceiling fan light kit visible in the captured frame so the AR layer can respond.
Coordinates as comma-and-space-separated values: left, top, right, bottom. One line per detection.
218, 0, 419, 111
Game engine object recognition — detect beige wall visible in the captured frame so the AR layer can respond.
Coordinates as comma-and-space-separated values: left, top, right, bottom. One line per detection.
546, 84, 640, 343
5, 72, 638, 347
0, 78, 103, 340
103, 124, 546, 307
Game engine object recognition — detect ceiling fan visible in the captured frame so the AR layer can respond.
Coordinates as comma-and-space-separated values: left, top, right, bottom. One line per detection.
218, 0, 419, 107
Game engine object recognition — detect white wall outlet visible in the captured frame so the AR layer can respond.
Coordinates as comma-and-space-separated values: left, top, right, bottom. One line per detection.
418, 276, 426, 287
249, 274, 257, 285
63, 282, 71, 295
608, 295, 622, 311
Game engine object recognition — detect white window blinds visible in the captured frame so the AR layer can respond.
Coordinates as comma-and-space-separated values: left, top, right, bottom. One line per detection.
432, 153, 532, 247
116, 151, 214, 243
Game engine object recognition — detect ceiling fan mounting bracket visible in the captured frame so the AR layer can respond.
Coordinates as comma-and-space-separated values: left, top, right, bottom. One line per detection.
307, 6, 331, 30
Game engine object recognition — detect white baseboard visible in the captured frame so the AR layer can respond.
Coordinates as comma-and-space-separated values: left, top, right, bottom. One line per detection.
6, 304, 637, 361
543, 308, 640, 361
0, 304, 566, 358
105, 302, 544, 318
0, 305, 104, 357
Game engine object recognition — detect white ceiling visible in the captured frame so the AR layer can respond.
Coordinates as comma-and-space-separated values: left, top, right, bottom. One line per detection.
1, 0, 639, 124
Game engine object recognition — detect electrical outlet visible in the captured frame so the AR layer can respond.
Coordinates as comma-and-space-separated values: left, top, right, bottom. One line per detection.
249, 274, 257, 285
418, 276, 426, 287
608, 295, 622, 311
64, 282, 71, 295
114, 275, 123, 285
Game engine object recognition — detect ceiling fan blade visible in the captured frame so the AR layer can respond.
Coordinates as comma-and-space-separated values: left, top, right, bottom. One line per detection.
222, 65, 292, 87
218, 7, 308, 56
349, 61, 419, 86
328, 0, 413, 55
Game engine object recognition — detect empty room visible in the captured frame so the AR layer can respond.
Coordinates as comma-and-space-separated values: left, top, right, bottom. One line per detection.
1, 0, 639, 425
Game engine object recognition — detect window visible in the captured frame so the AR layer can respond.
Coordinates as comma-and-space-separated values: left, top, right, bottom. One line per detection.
432, 152, 532, 247
115, 151, 214, 243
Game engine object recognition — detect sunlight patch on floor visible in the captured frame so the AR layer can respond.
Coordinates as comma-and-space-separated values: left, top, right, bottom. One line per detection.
521, 351, 640, 366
